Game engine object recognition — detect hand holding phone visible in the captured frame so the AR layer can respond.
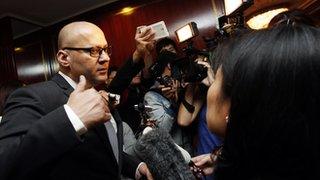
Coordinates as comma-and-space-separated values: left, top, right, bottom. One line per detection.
137, 21, 169, 40
134, 25, 156, 60
189, 160, 205, 179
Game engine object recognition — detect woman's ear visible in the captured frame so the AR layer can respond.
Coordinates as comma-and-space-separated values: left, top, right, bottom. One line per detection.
56, 50, 70, 67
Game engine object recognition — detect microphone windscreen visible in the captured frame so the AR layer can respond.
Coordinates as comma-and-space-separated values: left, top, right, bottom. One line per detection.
134, 128, 195, 180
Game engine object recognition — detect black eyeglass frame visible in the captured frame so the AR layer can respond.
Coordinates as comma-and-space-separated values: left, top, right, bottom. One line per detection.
62, 45, 112, 58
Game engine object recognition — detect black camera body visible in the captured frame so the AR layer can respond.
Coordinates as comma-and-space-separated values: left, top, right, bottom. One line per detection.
149, 43, 208, 84
156, 75, 174, 87
149, 51, 178, 80
183, 60, 207, 83
173, 44, 209, 83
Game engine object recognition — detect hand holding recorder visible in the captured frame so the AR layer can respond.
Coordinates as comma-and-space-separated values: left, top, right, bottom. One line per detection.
67, 75, 112, 129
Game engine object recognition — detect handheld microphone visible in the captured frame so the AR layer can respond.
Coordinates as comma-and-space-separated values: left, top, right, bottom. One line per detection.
134, 128, 195, 180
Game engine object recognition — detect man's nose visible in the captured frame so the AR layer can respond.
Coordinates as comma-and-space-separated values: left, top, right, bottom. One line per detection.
98, 51, 110, 62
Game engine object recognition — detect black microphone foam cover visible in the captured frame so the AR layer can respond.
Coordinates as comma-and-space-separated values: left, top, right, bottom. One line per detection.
134, 128, 195, 180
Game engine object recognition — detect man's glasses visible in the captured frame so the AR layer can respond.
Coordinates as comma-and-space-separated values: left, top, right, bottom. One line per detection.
63, 45, 112, 58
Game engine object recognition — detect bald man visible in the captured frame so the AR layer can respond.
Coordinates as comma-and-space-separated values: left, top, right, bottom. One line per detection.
0, 21, 155, 180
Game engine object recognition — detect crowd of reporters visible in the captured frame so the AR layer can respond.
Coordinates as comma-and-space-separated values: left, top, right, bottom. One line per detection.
1, 9, 320, 180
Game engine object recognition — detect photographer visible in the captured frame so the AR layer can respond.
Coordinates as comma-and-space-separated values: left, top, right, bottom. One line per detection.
178, 56, 222, 180
143, 38, 193, 154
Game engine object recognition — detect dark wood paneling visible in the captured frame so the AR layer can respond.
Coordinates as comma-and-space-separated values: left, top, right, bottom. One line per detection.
14, 28, 57, 84
11, 0, 219, 83
95, 0, 217, 68
0, 17, 17, 84
4, 0, 320, 84
14, 41, 49, 84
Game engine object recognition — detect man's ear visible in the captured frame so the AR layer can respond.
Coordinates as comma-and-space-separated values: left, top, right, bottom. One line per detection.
56, 50, 70, 67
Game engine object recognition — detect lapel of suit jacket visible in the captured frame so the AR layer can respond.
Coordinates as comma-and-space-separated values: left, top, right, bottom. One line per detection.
95, 123, 118, 164
52, 74, 118, 164
51, 74, 74, 97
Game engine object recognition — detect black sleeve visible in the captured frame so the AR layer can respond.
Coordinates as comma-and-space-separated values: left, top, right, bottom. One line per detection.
108, 57, 144, 94
121, 151, 141, 178
0, 87, 81, 179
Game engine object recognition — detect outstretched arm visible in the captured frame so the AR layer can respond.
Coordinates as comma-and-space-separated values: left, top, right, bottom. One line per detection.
177, 84, 204, 126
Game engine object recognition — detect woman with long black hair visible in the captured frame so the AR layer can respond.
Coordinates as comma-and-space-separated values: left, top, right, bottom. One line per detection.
192, 22, 320, 180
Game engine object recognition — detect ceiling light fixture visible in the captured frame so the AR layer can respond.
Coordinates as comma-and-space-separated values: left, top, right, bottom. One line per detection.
118, 7, 135, 15
14, 47, 24, 53
247, 8, 289, 29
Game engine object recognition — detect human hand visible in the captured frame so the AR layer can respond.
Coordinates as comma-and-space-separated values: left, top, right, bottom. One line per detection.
158, 80, 179, 102
67, 75, 111, 128
133, 26, 156, 62
196, 58, 214, 87
171, 79, 180, 102
191, 154, 214, 176
158, 85, 173, 99
180, 81, 190, 88
138, 163, 154, 180
189, 160, 205, 179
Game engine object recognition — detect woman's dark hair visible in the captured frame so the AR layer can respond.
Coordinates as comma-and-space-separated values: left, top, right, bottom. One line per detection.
155, 37, 177, 54
211, 24, 320, 179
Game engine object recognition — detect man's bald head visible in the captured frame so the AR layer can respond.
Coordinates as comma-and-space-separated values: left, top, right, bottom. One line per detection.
58, 21, 106, 49
56, 21, 109, 87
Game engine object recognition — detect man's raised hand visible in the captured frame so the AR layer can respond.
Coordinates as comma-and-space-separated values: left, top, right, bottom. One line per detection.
67, 75, 111, 128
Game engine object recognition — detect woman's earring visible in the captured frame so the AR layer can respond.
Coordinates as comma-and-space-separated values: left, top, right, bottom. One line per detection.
225, 115, 229, 123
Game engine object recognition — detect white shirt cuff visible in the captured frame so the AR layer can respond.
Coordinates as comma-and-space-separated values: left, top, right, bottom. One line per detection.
135, 162, 145, 179
64, 104, 87, 135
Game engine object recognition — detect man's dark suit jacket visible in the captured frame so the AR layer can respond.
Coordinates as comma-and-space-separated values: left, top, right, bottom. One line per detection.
0, 73, 141, 180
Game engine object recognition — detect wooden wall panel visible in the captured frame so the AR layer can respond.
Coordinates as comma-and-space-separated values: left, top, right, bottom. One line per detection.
0, 17, 17, 84
95, 0, 218, 68
14, 28, 57, 84
6, 0, 320, 84
14, 41, 49, 84
13, 0, 219, 83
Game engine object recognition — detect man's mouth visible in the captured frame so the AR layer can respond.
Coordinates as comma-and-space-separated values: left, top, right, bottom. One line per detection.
97, 68, 108, 72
